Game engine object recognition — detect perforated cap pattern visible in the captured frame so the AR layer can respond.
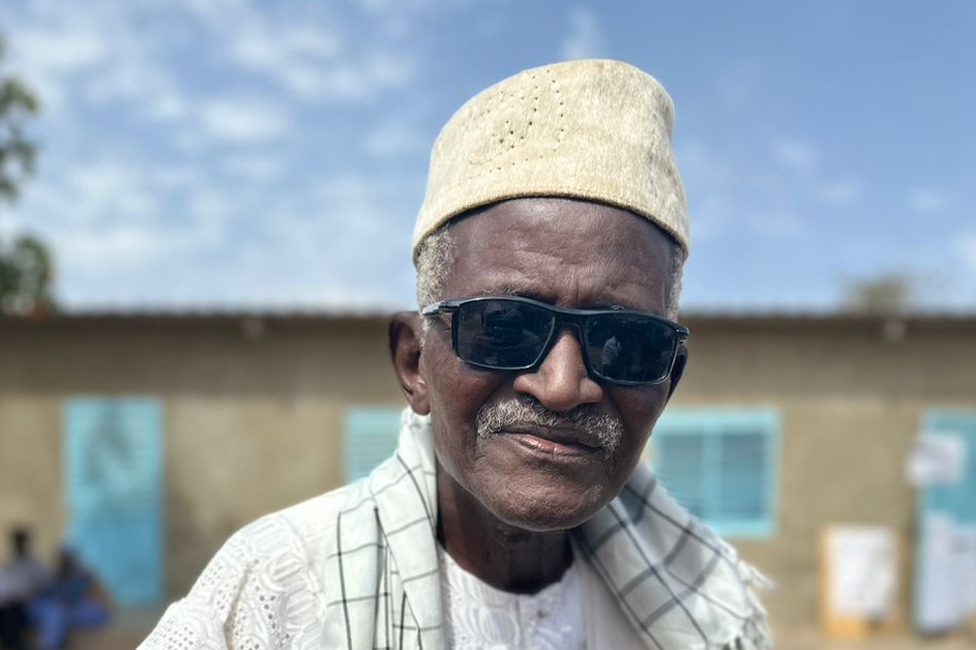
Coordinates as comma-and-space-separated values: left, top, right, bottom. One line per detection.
413, 59, 689, 261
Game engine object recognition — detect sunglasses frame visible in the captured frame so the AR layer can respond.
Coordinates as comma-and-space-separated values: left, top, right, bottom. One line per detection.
421, 295, 690, 386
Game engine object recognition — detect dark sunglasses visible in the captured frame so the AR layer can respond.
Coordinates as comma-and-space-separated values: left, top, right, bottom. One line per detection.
421, 295, 689, 386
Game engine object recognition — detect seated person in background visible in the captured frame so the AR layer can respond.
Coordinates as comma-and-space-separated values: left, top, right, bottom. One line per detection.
0, 528, 50, 650
27, 547, 111, 650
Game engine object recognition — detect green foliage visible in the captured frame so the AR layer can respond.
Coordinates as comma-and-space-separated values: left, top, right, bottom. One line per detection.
0, 37, 39, 205
0, 32, 55, 316
0, 234, 55, 315
842, 272, 915, 315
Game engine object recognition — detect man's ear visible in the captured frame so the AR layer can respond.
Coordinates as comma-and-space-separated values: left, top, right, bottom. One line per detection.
389, 311, 430, 415
665, 343, 688, 401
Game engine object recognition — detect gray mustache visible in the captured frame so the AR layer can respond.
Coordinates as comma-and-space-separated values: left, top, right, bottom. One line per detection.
475, 397, 623, 454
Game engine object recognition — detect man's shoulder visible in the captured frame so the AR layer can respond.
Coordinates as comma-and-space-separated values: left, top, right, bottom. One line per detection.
251, 483, 363, 553
208, 479, 374, 587
138, 482, 370, 650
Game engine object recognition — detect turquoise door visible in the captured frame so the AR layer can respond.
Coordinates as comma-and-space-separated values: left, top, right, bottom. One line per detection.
914, 409, 976, 633
64, 397, 164, 606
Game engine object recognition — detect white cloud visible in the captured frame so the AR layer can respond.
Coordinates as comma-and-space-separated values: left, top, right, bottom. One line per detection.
714, 60, 764, 110
560, 7, 604, 60
749, 210, 806, 238
225, 19, 350, 101
819, 178, 861, 207
188, 0, 415, 103
355, 0, 428, 13
199, 100, 289, 142
229, 24, 340, 71
770, 137, 818, 176
83, 50, 182, 114
2, 2, 195, 124
61, 225, 204, 272
676, 143, 736, 189
188, 187, 233, 224
0, 0, 500, 309
268, 51, 416, 102
64, 163, 160, 224
678, 140, 824, 241
365, 121, 427, 158
170, 171, 416, 309
8, 155, 233, 293
958, 233, 976, 275
4, 26, 107, 107
908, 188, 950, 213
12, 28, 106, 73
144, 90, 190, 122
222, 155, 288, 182
155, 165, 205, 190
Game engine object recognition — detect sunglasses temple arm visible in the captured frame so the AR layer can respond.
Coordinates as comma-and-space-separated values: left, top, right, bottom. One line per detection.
421, 301, 461, 317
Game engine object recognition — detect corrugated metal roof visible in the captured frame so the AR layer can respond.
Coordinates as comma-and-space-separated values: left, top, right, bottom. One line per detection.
2, 307, 975, 323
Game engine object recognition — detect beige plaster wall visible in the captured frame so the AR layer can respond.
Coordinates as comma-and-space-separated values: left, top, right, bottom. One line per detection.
671, 317, 976, 630
1, 314, 974, 633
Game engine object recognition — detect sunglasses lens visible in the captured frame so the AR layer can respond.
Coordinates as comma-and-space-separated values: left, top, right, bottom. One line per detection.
456, 300, 554, 369
584, 314, 677, 383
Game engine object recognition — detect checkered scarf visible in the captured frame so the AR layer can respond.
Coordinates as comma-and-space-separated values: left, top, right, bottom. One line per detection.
326, 410, 771, 649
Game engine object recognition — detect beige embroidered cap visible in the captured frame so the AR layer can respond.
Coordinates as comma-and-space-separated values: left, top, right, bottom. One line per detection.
412, 59, 689, 261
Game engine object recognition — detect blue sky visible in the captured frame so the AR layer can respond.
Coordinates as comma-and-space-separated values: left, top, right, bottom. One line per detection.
0, 0, 973, 312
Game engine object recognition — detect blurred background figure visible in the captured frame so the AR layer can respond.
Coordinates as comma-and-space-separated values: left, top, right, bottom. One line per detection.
0, 528, 49, 649
26, 547, 111, 650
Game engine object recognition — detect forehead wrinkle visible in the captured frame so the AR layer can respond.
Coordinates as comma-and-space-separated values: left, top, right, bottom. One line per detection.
448, 198, 673, 312
471, 263, 665, 313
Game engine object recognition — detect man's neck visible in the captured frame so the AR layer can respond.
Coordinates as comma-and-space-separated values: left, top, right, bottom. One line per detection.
435, 463, 573, 594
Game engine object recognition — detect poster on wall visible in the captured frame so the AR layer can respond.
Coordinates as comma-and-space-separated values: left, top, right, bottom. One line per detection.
916, 513, 961, 631
913, 411, 976, 634
906, 432, 966, 487
64, 397, 163, 606
959, 524, 976, 615
826, 526, 897, 618
821, 525, 898, 638
821, 525, 899, 639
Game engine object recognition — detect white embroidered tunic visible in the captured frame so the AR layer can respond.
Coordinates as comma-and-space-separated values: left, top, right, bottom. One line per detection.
139, 409, 771, 650
437, 545, 585, 650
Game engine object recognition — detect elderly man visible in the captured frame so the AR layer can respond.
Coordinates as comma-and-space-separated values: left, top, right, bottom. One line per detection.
140, 60, 770, 650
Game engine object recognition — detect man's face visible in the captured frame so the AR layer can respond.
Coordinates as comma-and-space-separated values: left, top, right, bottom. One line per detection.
419, 197, 683, 531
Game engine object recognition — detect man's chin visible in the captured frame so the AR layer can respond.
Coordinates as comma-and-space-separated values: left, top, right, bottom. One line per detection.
490, 504, 603, 533
456, 434, 620, 530
476, 482, 609, 533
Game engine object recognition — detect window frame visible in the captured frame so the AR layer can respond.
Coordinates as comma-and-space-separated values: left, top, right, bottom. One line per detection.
646, 408, 781, 539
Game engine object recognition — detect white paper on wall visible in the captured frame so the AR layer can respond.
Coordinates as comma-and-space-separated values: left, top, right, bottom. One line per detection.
906, 432, 967, 487
957, 524, 976, 615
917, 512, 961, 632
826, 526, 897, 618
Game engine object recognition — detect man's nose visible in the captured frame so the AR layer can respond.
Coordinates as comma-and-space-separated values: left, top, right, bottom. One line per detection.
512, 328, 604, 412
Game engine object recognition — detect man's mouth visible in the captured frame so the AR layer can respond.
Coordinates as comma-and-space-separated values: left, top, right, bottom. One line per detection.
499, 426, 603, 457
475, 396, 624, 455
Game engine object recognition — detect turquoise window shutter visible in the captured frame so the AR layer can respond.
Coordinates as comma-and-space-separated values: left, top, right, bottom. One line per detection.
649, 409, 779, 538
655, 433, 707, 519
63, 396, 164, 606
717, 431, 769, 522
343, 407, 404, 482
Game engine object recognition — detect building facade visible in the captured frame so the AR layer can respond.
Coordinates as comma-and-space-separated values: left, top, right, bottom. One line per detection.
1, 311, 974, 636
